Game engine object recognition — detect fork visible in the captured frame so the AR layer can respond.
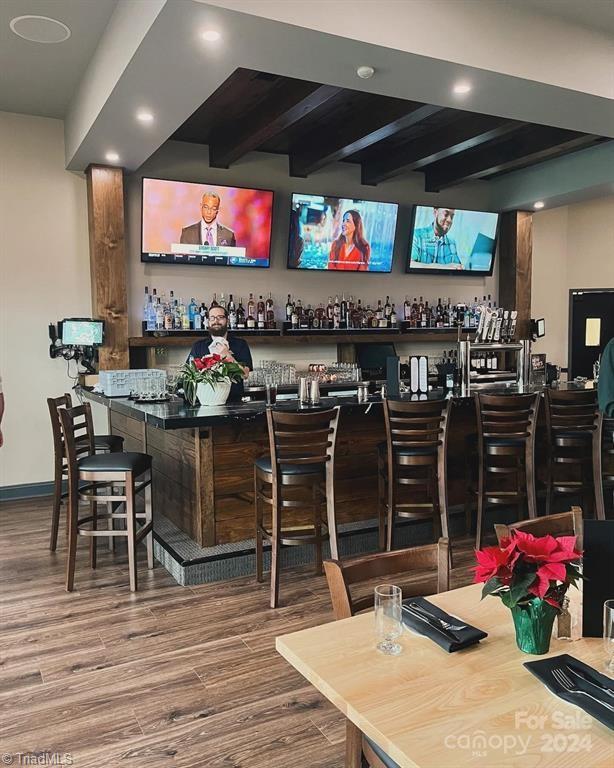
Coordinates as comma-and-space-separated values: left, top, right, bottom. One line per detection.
552, 668, 614, 713
406, 602, 467, 632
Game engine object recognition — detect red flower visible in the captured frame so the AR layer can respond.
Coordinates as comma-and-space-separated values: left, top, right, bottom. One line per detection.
512, 530, 559, 561
473, 545, 517, 585
528, 561, 568, 598
193, 358, 205, 371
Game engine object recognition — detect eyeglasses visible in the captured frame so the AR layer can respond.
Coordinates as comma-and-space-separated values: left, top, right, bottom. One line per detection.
209, 314, 226, 321
201, 205, 219, 212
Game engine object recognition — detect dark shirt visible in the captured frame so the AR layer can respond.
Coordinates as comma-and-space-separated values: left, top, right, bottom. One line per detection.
188, 334, 253, 402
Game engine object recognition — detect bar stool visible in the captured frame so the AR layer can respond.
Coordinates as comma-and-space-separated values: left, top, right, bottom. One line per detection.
378, 398, 452, 556
60, 403, 153, 592
47, 393, 124, 551
254, 406, 340, 608
474, 392, 540, 549
544, 389, 603, 519
595, 415, 614, 518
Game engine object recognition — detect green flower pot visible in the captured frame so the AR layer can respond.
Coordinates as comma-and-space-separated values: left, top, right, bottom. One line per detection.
510, 598, 558, 655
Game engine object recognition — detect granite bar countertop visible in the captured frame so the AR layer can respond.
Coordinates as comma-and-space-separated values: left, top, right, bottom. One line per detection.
80, 381, 592, 430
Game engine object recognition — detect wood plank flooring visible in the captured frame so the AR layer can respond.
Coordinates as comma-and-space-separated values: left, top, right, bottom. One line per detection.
0, 497, 475, 767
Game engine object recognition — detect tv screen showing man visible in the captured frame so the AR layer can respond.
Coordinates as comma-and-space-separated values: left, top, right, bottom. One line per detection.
408, 205, 499, 274
141, 178, 273, 268
288, 194, 398, 272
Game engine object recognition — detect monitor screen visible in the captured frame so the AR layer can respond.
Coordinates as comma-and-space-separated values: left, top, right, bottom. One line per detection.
61, 319, 104, 346
407, 206, 499, 275
141, 178, 274, 267
288, 193, 398, 272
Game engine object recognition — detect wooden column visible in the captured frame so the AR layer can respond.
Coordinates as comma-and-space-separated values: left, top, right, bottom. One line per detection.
498, 210, 533, 340
86, 164, 129, 370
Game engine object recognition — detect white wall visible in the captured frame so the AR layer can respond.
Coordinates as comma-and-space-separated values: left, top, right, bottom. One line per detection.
531, 196, 614, 367
0, 112, 104, 488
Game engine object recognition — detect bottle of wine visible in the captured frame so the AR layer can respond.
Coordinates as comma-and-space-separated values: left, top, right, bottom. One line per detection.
333, 295, 341, 329
390, 303, 398, 328
265, 292, 275, 328
143, 286, 150, 324
404, 296, 411, 322
326, 296, 334, 325
285, 294, 293, 322
247, 293, 256, 319
246, 301, 256, 329
236, 298, 245, 329
384, 295, 392, 320
257, 295, 265, 329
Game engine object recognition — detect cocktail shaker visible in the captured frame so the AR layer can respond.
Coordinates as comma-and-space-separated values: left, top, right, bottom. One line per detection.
309, 379, 320, 405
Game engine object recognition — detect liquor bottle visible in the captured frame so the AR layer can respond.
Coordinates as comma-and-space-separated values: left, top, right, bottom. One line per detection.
257, 295, 265, 329
285, 294, 293, 322
420, 299, 427, 329
155, 297, 164, 330
333, 295, 341, 329
375, 299, 383, 322
295, 298, 304, 322
246, 301, 256, 329
326, 297, 334, 325
228, 299, 237, 330
265, 293, 275, 328
403, 296, 411, 322
236, 298, 245, 329
390, 303, 398, 328
193, 305, 202, 331
219, 293, 227, 310
143, 286, 150, 323
384, 295, 392, 320
247, 293, 256, 319
210, 293, 219, 310
300, 305, 310, 329
163, 294, 173, 330
313, 303, 324, 330
436, 301, 444, 329
146, 291, 156, 332
291, 304, 299, 329
340, 294, 348, 327
199, 302, 208, 330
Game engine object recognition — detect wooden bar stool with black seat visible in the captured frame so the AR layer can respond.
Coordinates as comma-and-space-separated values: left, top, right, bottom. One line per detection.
595, 415, 614, 518
47, 393, 124, 552
494, 506, 583, 550
544, 389, 603, 520
324, 539, 449, 768
60, 403, 153, 592
378, 398, 452, 557
475, 392, 540, 550
255, 406, 340, 609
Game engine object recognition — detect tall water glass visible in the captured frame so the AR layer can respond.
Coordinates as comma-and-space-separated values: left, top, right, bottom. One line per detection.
374, 585, 403, 656
604, 600, 614, 675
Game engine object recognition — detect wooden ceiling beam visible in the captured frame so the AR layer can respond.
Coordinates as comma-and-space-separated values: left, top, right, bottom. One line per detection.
208, 82, 342, 168
289, 103, 443, 178
424, 127, 597, 191
361, 115, 522, 185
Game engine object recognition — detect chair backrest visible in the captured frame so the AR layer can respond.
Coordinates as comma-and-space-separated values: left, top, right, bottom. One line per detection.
545, 388, 599, 440
494, 507, 583, 550
59, 403, 95, 483
323, 538, 449, 620
266, 406, 340, 475
47, 392, 73, 460
475, 392, 539, 443
383, 397, 451, 455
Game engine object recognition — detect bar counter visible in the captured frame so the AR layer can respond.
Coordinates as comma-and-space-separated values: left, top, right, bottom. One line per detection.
81, 382, 589, 547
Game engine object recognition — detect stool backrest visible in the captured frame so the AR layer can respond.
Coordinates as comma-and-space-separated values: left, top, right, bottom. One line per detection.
324, 539, 449, 620
494, 507, 583, 550
383, 397, 451, 453
59, 403, 95, 481
475, 392, 539, 443
266, 406, 340, 474
545, 389, 599, 439
47, 392, 73, 460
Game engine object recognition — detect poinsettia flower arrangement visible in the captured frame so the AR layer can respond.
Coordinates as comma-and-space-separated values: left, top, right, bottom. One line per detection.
179, 354, 245, 406
473, 530, 582, 611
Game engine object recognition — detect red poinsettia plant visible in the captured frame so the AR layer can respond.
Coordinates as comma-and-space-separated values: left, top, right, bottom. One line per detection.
474, 530, 582, 611
179, 354, 245, 405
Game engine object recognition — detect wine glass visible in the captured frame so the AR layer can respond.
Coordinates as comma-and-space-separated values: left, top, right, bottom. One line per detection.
374, 584, 403, 655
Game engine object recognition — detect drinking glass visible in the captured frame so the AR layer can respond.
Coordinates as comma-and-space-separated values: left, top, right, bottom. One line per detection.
264, 374, 277, 406
604, 600, 614, 675
374, 584, 403, 655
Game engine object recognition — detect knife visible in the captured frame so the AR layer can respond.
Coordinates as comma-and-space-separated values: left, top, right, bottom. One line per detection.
565, 665, 614, 699
402, 605, 460, 642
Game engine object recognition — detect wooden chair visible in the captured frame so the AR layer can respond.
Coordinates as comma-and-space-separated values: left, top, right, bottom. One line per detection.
544, 389, 603, 520
474, 392, 540, 549
60, 403, 153, 592
379, 398, 452, 556
255, 406, 340, 608
47, 393, 124, 551
495, 506, 584, 550
324, 539, 449, 768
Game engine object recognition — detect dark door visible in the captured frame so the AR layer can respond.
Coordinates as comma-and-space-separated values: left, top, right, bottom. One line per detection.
569, 289, 614, 379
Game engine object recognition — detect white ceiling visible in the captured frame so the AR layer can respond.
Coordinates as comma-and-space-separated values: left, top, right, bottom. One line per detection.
0, 0, 117, 118
515, 0, 614, 36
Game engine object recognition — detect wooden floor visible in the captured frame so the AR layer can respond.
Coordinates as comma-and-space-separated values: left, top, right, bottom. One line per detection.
0, 497, 475, 767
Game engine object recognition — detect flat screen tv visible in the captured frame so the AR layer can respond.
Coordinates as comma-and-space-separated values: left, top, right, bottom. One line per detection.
288, 193, 398, 272
141, 178, 274, 267
407, 205, 499, 275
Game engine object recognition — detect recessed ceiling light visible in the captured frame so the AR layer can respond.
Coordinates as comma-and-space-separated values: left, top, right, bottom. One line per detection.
533, 201, 545, 209
10, 14, 71, 43
453, 81, 472, 95
201, 29, 221, 42
136, 110, 154, 124
105, 151, 120, 163
356, 65, 375, 80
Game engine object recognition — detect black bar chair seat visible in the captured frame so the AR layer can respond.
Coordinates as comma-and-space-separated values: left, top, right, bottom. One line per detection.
377, 440, 437, 457
254, 456, 323, 477
79, 452, 152, 475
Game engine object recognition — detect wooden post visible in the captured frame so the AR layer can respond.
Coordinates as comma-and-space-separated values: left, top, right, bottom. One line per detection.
86, 164, 129, 370
498, 211, 533, 340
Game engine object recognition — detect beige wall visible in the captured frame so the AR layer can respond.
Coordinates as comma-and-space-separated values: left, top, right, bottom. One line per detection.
0, 112, 103, 488
531, 196, 614, 367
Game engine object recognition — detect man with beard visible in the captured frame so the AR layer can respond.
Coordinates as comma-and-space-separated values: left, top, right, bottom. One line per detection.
412, 207, 461, 266
187, 306, 252, 401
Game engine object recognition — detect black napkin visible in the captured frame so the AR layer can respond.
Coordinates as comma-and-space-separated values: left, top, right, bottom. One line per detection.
401, 596, 488, 653
524, 653, 614, 731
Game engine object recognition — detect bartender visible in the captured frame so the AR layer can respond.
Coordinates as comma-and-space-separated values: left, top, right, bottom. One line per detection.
188, 306, 252, 401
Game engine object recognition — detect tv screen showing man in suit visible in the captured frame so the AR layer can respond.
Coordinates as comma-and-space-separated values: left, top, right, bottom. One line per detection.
407, 205, 499, 274
141, 178, 273, 267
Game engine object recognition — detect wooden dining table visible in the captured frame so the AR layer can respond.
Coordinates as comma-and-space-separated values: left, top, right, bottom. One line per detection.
276, 583, 613, 768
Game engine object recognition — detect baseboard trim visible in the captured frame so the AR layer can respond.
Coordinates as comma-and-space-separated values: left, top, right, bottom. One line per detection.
0, 481, 65, 501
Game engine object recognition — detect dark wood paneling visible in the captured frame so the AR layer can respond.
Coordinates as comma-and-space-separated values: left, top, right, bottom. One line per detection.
498, 211, 533, 340
86, 165, 128, 370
